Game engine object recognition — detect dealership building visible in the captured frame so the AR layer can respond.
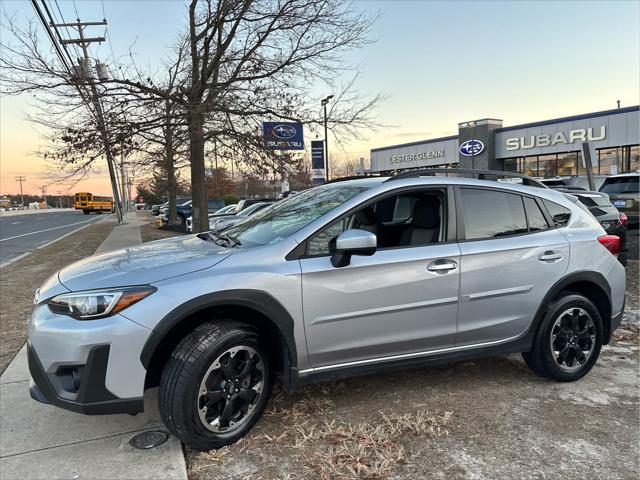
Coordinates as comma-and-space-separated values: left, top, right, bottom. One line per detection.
369, 105, 639, 178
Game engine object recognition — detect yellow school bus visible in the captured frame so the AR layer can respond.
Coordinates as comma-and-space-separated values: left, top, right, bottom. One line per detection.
74, 192, 114, 214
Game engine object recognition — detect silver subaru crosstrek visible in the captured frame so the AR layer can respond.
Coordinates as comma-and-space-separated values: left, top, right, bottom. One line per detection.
28, 170, 626, 451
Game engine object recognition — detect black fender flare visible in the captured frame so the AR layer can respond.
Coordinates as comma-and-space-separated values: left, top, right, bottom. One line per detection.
140, 289, 297, 372
527, 270, 612, 336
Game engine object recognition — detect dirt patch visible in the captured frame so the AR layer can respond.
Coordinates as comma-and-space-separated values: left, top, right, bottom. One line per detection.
0, 217, 115, 374
137, 210, 184, 243
187, 336, 639, 479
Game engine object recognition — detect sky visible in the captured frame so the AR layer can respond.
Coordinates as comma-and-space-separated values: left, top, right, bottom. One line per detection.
1, 0, 639, 196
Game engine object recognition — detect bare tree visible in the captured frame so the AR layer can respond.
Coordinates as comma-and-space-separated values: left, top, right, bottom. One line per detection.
2, 1, 383, 233
106, 0, 378, 231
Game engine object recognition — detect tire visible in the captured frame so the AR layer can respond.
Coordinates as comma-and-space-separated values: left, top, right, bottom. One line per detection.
176, 214, 185, 226
83, 210, 90, 215
523, 293, 603, 382
159, 320, 274, 451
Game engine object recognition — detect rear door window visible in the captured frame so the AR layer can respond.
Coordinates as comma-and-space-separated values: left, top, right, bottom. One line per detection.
460, 188, 528, 240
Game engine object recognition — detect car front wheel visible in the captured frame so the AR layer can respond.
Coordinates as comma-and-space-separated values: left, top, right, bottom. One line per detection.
523, 293, 603, 382
159, 320, 273, 451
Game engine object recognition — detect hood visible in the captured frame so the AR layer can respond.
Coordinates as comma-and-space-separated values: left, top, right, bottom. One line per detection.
58, 235, 232, 291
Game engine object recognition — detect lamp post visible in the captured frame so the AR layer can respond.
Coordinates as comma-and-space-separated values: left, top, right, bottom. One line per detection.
468, 121, 477, 170
321, 95, 334, 180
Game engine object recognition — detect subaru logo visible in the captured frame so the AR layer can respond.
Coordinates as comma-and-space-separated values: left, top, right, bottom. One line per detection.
459, 139, 485, 156
271, 124, 297, 139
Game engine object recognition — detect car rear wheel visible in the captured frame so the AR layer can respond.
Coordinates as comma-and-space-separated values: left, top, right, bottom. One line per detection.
523, 293, 603, 382
159, 320, 273, 451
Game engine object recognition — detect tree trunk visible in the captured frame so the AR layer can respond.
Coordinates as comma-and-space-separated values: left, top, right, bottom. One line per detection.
165, 137, 177, 225
165, 100, 178, 225
189, 109, 209, 232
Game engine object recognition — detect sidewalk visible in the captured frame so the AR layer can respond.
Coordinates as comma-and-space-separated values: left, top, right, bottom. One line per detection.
0, 213, 187, 480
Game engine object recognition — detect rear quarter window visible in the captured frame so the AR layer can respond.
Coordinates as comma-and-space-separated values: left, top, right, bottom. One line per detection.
542, 199, 571, 227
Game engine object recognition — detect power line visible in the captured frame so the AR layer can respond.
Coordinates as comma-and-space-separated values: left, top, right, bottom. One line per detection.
29, 0, 124, 224
30, 0, 72, 73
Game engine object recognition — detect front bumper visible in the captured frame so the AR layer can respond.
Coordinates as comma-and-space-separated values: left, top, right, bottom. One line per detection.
28, 343, 143, 415
28, 302, 152, 415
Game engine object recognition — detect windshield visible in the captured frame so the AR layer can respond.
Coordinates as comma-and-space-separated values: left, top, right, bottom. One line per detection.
600, 177, 639, 194
222, 183, 370, 246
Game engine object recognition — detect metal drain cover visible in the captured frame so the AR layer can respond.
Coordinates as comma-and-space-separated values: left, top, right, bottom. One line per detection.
129, 430, 169, 450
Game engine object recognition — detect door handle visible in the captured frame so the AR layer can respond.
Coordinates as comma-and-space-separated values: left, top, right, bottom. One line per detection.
427, 260, 458, 272
538, 251, 563, 262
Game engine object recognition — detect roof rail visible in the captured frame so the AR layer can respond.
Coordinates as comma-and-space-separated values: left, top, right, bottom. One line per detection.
323, 174, 384, 184
385, 168, 548, 189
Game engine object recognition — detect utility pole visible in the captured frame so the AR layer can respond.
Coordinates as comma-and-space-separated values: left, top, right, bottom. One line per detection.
40, 186, 48, 208
15, 176, 26, 207
52, 18, 124, 224
120, 147, 127, 213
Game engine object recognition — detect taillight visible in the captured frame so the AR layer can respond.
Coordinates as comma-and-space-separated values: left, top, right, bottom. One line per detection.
619, 212, 628, 226
598, 235, 620, 256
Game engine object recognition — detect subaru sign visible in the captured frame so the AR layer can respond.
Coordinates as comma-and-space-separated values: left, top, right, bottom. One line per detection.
459, 139, 485, 156
263, 122, 304, 150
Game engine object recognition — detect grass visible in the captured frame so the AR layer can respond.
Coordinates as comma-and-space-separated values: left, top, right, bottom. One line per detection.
189, 382, 453, 480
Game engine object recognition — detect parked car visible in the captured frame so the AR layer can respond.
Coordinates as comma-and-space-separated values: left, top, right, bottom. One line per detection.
599, 172, 639, 225
558, 189, 628, 265
542, 175, 607, 191
28, 169, 625, 451
186, 204, 238, 233
161, 199, 225, 228
152, 197, 189, 216
209, 201, 272, 230
233, 198, 278, 214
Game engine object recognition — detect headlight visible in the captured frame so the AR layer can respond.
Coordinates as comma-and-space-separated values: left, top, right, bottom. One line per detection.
48, 286, 156, 320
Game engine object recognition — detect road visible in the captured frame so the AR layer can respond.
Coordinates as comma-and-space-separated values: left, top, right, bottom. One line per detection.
0, 211, 107, 266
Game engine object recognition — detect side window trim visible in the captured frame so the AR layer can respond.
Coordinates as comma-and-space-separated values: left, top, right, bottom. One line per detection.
296, 185, 455, 260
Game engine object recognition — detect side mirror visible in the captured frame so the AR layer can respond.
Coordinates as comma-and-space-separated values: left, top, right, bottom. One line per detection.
331, 229, 377, 268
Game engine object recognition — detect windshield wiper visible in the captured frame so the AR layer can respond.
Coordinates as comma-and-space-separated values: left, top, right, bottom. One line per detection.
200, 231, 239, 247
214, 232, 241, 246
197, 231, 241, 247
